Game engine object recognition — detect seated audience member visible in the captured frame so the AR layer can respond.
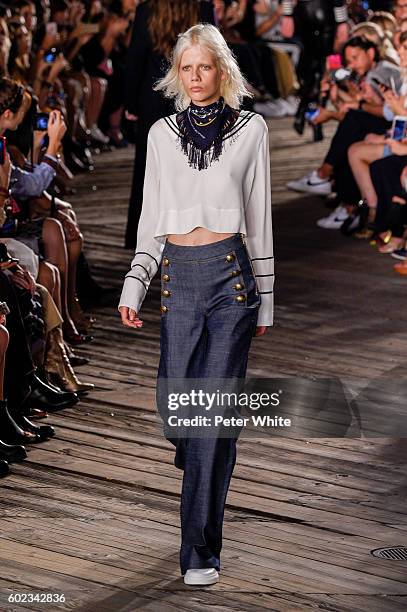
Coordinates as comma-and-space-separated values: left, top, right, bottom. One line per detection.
288, 37, 400, 229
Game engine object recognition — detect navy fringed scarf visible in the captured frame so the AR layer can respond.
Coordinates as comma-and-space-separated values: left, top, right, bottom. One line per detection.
176, 96, 240, 171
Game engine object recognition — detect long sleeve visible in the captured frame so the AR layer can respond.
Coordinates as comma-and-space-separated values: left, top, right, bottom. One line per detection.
244, 124, 274, 327
118, 127, 165, 313
10, 160, 56, 199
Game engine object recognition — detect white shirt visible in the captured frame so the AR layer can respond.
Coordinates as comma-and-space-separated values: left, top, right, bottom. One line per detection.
119, 109, 275, 326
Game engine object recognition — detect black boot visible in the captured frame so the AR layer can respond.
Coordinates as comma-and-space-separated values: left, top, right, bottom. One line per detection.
23, 374, 79, 413
0, 438, 27, 463
0, 399, 41, 445
0, 459, 9, 477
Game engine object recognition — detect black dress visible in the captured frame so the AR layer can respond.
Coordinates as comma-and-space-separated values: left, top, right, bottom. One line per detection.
124, 0, 215, 249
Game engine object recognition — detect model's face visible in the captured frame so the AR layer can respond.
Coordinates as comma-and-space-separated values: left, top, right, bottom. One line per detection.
344, 46, 374, 76
179, 45, 225, 106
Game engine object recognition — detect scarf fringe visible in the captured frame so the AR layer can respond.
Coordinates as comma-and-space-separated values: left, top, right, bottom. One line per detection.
176, 105, 240, 171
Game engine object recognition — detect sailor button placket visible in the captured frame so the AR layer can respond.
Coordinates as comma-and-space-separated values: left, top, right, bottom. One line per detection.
235, 294, 246, 303
161, 259, 171, 312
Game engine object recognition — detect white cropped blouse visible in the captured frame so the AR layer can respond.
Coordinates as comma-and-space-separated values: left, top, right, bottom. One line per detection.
119, 109, 275, 326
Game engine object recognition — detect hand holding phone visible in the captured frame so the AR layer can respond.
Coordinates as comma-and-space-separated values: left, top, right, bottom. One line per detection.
391, 116, 407, 141
47, 110, 67, 144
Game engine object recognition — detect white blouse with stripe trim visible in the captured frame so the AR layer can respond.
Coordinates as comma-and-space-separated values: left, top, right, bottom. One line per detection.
119, 109, 275, 326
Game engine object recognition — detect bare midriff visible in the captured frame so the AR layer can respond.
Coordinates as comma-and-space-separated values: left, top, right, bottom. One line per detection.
166, 227, 235, 246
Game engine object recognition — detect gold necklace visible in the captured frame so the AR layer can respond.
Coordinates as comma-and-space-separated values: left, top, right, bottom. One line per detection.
192, 115, 218, 127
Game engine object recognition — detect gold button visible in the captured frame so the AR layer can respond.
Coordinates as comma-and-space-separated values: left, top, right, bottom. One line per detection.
226, 254, 235, 263
160, 305, 168, 313
230, 269, 241, 277
233, 283, 244, 291
163, 257, 170, 266
235, 294, 246, 303
162, 289, 171, 298
162, 274, 170, 282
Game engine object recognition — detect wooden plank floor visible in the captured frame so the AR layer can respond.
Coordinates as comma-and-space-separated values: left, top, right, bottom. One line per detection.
1, 118, 407, 612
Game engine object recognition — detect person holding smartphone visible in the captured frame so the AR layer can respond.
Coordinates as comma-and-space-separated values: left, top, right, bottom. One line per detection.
345, 30, 407, 246
119, 23, 274, 587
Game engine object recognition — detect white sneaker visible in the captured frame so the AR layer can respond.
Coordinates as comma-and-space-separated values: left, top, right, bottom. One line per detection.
184, 568, 219, 586
254, 99, 287, 118
287, 170, 332, 195
316, 205, 348, 229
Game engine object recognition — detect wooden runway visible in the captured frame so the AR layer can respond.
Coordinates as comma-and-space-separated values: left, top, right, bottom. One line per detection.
1, 118, 407, 612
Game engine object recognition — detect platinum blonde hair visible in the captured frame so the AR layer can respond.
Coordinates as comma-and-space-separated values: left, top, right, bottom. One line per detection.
153, 23, 253, 111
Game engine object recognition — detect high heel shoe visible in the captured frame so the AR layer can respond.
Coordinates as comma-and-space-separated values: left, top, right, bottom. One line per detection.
0, 400, 41, 445
45, 327, 95, 394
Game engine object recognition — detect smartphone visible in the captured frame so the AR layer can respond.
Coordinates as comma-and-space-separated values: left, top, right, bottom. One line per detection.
327, 54, 342, 71
391, 116, 407, 141
34, 112, 50, 131
46, 21, 57, 36
0, 136, 6, 165
44, 49, 57, 63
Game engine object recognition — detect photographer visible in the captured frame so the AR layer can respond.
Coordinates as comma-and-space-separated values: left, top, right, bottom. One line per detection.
287, 37, 400, 202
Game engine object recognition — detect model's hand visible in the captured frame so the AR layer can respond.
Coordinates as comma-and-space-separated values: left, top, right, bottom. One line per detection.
255, 326, 268, 337
119, 306, 143, 329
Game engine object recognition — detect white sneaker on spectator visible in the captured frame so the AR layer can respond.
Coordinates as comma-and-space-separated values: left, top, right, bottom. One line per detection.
184, 568, 219, 586
287, 170, 332, 195
316, 205, 348, 229
254, 99, 287, 118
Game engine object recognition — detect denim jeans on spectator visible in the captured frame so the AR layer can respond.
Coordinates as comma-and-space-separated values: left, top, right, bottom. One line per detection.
156, 233, 260, 575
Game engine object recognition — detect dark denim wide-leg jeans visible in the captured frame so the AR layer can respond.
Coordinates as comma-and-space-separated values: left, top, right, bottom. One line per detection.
156, 233, 260, 575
